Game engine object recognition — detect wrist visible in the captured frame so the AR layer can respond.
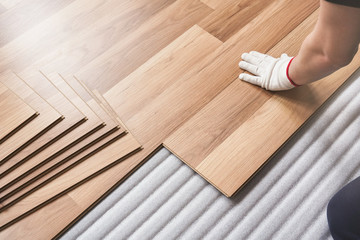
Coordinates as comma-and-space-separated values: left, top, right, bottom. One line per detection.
286, 57, 301, 87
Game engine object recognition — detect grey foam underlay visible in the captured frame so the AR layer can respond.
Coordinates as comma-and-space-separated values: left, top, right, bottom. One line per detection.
61, 68, 360, 240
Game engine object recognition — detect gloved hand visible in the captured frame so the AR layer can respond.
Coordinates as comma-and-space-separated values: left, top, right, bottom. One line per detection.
238, 51, 299, 91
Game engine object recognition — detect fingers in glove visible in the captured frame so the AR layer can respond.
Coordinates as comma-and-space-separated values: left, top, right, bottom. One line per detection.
239, 73, 261, 86
250, 51, 276, 63
238, 61, 261, 75
241, 52, 261, 65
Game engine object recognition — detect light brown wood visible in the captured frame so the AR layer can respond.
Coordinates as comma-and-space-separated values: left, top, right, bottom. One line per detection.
75, 0, 213, 94
0, 70, 86, 175
200, 0, 237, 10
0, 0, 75, 48
0, 0, 358, 238
165, 10, 360, 196
0, 194, 83, 240
0, 129, 125, 209
0, 71, 63, 165
164, 10, 319, 170
0, 133, 141, 229
0, 73, 124, 199
198, 0, 277, 42
0, 82, 38, 144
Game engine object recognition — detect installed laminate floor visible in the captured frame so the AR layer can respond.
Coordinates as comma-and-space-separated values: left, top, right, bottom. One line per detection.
0, 0, 359, 238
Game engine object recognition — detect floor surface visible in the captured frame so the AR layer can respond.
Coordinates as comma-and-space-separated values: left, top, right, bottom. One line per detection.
61, 70, 360, 240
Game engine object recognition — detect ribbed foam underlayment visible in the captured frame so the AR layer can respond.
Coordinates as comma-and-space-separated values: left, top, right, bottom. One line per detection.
61, 68, 360, 240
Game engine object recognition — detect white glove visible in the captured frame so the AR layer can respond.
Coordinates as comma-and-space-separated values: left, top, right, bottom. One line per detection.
238, 51, 299, 91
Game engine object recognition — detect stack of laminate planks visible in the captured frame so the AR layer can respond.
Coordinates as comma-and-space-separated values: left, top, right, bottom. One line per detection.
0, 70, 142, 232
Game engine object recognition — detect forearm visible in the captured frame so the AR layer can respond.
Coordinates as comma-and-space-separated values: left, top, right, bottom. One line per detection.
288, 32, 355, 86
289, 0, 360, 86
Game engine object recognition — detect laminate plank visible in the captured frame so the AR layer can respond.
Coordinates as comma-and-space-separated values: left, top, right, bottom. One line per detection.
61, 75, 120, 128
75, 0, 213, 94
0, 70, 86, 173
104, 25, 222, 127
166, 10, 360, 197
37, 0, 176, 77
164, 10, 319, 172
106, 0, 318, 144
0, 74, 122, 192
199, 0, 236, 10
0, 194, 83, 240
198, 0, 277, 42
0, 0, 352, 237
0, 0, 74, 48
107, 0, 318, 198
0, 73, 110, 193
0, 82, 38, 144
0, 0, 174, 74
0, 71, 63, 165
0, 128, 125, 209
0, 133, 141, 229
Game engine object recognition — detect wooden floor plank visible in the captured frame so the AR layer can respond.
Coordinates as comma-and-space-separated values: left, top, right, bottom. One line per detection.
0, 70, 86, 174
37, 0, 176, 77
106, 0, 318, 149
0, 82, 38, 144
165, 9, 360, 196
0, 0, 358, 238
103, 25, 223, 126
0, 133, 141, 230
0, 0, 75, 48
0, 194, 83, 240
75, 0, 213, 94
0, 73, 123, 192
0, 128, 125, 209
0, 71, 63, 166
0, 73, 120, 198
164, 9, 319, 171
199, 0, 237, 10
198, 0, 277, 42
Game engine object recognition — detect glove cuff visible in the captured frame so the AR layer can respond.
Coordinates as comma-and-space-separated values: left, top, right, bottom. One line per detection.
286, 57, 300, 87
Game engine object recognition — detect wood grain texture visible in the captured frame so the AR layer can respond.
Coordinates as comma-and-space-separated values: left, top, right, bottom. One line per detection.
165, 9, 360, 196
164, 10, 319, 172
0, 82, 38, 144
76, 0, 213, 94
0, 129, 125, 209
0, 0, 75, 47
0, 70, 86, 174
107, 0, 317, 175
0, 132, 141, 230
0, 0, 358, 238
0, 71, 63, 165
0, 194, 82, 240
0, 73, 123, 198
198, 0, 276, 42
37, 0, 176, 77
200, 0, 237, 10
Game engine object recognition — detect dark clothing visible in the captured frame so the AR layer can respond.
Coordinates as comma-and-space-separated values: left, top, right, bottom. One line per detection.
325, 0, 360, 8
327, 176, 360, 240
